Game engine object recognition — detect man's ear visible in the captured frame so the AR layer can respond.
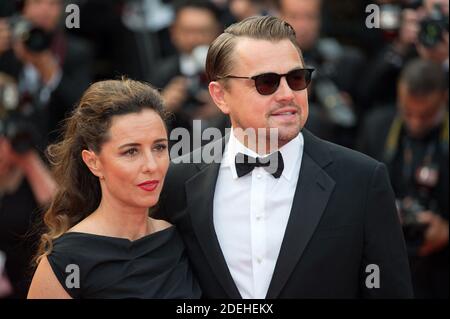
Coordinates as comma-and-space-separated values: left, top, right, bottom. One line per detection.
81, 150, 103, 179
209, 81, 230, 115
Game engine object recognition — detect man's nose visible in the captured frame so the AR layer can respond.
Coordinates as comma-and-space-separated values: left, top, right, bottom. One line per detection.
274, 77, 295, 102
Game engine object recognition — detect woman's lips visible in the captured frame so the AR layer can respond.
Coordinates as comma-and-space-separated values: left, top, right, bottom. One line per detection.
137, 180, 159, 192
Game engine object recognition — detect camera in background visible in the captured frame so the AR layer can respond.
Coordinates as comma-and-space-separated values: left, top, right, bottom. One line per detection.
0, 72, 40, 154
418, 3, 449, 48
180, 45, 210, 113
8, 15, 53, 53
312, 39, 357, 128
397, 197, 430, 255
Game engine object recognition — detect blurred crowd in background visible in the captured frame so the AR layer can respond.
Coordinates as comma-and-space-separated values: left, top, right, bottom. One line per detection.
0, 0, 448, 299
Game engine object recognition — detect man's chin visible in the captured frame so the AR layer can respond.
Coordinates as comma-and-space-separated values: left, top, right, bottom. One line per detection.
277, 127, 301, 145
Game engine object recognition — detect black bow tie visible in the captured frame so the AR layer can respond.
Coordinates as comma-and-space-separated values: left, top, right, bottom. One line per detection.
235, 151, 284, 178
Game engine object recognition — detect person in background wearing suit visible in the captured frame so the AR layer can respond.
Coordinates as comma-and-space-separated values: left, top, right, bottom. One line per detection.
359, 58, 448, 298
151, 0, 223, 145
0, 135, 56, 299
155, 16, 413, 298
0, 0, 92, 145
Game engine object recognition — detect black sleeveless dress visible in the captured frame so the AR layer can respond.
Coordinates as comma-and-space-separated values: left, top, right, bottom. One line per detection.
47, 226, 201, 299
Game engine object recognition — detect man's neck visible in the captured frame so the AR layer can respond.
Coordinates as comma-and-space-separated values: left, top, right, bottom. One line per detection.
231, 127, 282, 156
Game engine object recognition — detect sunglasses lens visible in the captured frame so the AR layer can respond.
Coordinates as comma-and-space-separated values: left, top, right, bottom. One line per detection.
252, 69, 313, 95
254, 73, 280, 95
287, 69, 311, 91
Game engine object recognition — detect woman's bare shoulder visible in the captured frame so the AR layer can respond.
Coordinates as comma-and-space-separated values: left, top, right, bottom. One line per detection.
27, 256, 72, 299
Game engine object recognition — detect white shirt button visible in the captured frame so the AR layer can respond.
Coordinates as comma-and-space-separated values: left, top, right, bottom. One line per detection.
256, 174, 262, 179
257, 257, 263, 264
256, 216, 262, 221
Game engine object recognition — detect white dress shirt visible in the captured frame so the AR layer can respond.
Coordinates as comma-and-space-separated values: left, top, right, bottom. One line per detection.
22, 63, 62, 106
213, 129, 304, 299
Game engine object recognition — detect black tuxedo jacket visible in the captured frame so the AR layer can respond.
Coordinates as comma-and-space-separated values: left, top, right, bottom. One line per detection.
156, 129, 413, 298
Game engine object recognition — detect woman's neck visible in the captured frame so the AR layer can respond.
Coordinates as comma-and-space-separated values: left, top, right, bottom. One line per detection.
85, 197, 152, 241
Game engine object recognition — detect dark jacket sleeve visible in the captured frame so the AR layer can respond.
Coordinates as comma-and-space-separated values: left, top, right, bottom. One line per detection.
47, 36, 93, 142
360, 162, 414, 298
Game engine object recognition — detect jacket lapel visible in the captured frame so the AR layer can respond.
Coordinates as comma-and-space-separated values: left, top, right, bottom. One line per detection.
266, 130, 336, 298
185, 137, 242, 298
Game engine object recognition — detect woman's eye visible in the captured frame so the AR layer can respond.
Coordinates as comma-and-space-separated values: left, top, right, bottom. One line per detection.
124, 148, 138, 156
153, 144, 168, 152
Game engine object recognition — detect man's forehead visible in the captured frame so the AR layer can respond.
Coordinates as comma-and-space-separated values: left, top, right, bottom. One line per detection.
233, 37, 293, 50
231, 37, 303, 71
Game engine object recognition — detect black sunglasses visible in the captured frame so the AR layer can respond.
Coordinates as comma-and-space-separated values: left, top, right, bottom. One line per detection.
218, 68, 314, 95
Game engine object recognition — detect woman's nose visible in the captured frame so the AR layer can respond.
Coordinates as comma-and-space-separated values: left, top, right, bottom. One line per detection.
142, 153, 158, 172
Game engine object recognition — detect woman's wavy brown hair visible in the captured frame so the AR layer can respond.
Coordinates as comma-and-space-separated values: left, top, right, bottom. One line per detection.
34, 78, 168, 265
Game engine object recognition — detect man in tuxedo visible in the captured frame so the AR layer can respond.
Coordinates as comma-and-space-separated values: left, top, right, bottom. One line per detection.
156, 16, 413, 298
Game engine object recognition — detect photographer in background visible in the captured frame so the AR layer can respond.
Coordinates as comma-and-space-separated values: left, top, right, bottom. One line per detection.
0, 74, 56, 299
150, 0, 223, 154
151, 0, 221, 119
0, 0, 92, 145
359, 58, 448, 298
359, 0, 448, 110
0, 135, 56, 298
276, 0, 365, 148
416, 0, 449, 65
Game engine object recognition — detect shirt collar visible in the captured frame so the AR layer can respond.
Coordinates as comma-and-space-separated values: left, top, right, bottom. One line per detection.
223, 128, 303, 181
279, 131, 303, 181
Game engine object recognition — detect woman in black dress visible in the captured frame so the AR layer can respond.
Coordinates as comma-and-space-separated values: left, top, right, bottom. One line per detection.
27, 79, 201, 298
